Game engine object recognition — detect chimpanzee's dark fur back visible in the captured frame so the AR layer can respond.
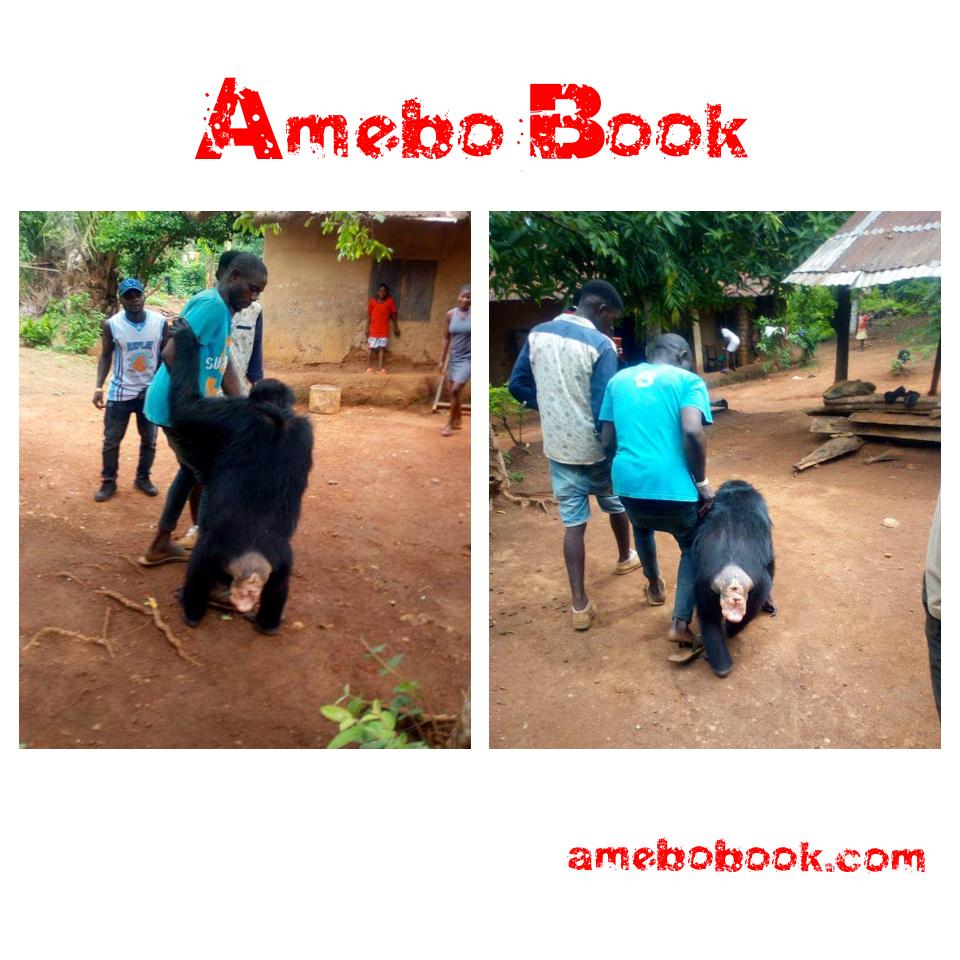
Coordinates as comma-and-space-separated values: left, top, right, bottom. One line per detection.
168, 325, 313, 632
692, 480, 775, 674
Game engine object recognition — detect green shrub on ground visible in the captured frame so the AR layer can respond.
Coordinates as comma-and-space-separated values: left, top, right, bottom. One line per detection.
18, 313, 58, 348
19, 292, 104, 354
756, 286, 837, 371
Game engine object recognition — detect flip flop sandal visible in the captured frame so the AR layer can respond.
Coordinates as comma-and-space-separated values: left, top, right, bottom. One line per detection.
137, 545, 190, 567
645, 577, 666, 604
667, 632, 705, 664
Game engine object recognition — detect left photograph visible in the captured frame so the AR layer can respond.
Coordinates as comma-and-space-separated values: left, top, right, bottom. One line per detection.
19, 211, 471, 748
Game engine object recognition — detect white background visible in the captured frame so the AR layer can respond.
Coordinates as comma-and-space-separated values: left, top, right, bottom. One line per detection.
5, 1, 953, 956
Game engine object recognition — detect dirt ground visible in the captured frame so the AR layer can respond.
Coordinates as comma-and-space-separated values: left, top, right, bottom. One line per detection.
490, 325, 941, 748
19, 348, 470, 748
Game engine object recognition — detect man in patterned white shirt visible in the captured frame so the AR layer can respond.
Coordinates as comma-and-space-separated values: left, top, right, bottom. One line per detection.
508, 280, 639, 630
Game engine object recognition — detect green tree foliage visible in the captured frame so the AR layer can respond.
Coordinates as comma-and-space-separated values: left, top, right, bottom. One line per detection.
755, 286, 837, 371
859, 278, 940, 353
489, 211, 848, 332
20, 211, 237, 310
95, 211, 236, 286
20, 211, 394, 321
233, 211, 394, 262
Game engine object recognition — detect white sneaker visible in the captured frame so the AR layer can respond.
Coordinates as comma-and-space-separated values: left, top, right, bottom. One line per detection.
615, 549, 641, 575
178, 525, 200, 550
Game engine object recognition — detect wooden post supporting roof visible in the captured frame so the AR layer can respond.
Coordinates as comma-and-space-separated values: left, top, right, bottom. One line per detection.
833, 286, 851, 383
929, 338, 941, 395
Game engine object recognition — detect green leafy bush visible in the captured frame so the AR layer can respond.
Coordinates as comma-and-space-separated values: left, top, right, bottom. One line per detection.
860, 279, 940, 355
18, 313, 57, 348
59, 294, 104, 353
756, 286, 837, 371
321, 643, 429, 749
489, 383, 526, 446
161, 259, 208, 298
20, 292, 104, 353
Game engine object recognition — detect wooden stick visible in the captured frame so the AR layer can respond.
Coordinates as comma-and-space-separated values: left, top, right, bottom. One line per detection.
24, 626, 116, 658
96, 589, 201, 667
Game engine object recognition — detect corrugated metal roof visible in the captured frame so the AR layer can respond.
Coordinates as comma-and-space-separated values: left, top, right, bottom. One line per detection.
785, 211, 940, 288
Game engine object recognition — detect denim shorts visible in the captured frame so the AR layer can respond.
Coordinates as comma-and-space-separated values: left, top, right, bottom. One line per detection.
547, 459, 625, 527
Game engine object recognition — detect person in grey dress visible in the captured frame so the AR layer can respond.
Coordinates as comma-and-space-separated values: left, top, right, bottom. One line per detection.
438, 284, 471, 437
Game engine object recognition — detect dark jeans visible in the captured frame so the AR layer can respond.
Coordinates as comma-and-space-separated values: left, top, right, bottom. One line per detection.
922, 580, 941, 718
158, 427, 211, 533
621, 497, 700, 622
102, 396, 156, 482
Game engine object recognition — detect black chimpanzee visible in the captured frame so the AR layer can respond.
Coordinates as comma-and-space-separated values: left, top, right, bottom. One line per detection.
692, 480, 776, 678
169, 324, 313, 634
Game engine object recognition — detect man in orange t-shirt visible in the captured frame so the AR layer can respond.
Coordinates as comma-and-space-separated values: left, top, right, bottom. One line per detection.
366, 283, 400, 372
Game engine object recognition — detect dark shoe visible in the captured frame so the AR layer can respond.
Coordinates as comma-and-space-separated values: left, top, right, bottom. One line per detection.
134, 477, 159, 497
94, 481, 117, 502
903, 390, 921, 409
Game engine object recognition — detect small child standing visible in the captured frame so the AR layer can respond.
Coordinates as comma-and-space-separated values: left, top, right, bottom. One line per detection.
366, 283, 400, 373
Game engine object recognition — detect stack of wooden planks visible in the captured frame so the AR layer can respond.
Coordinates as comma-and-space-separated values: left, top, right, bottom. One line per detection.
804, 395, 941, 445
795, 389, 940, 472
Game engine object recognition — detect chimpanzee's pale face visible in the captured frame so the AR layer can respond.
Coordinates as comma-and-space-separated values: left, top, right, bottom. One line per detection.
720, 580, 749, 623
230, 572, 267, 612
227, 552, 273, 612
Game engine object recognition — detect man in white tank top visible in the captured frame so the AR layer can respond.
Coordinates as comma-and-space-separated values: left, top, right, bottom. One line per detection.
93, 278, 168, 501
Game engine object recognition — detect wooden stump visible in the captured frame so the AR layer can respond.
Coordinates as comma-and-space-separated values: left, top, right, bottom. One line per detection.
309, 384, 341, 414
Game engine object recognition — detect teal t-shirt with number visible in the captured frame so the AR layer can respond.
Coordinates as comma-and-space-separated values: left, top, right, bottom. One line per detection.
144, 288, 232, 427
598, 363, 713, 502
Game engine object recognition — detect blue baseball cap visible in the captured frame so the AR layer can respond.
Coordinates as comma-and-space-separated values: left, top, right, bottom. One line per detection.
118, 278, 145, 296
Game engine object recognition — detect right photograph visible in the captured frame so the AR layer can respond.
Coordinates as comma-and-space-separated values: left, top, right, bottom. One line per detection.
488, 211, 941, 749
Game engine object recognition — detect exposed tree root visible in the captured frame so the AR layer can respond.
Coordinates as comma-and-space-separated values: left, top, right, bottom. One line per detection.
108, 553, 146, 576
96, 589, 202, 667
54, 570, 88, 587
25, 624, 116, 659
495, 490, 556, 514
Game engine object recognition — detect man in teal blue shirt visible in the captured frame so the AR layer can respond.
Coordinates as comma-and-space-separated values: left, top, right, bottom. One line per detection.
599, 334, 714, 664
140, 252, 268, 564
